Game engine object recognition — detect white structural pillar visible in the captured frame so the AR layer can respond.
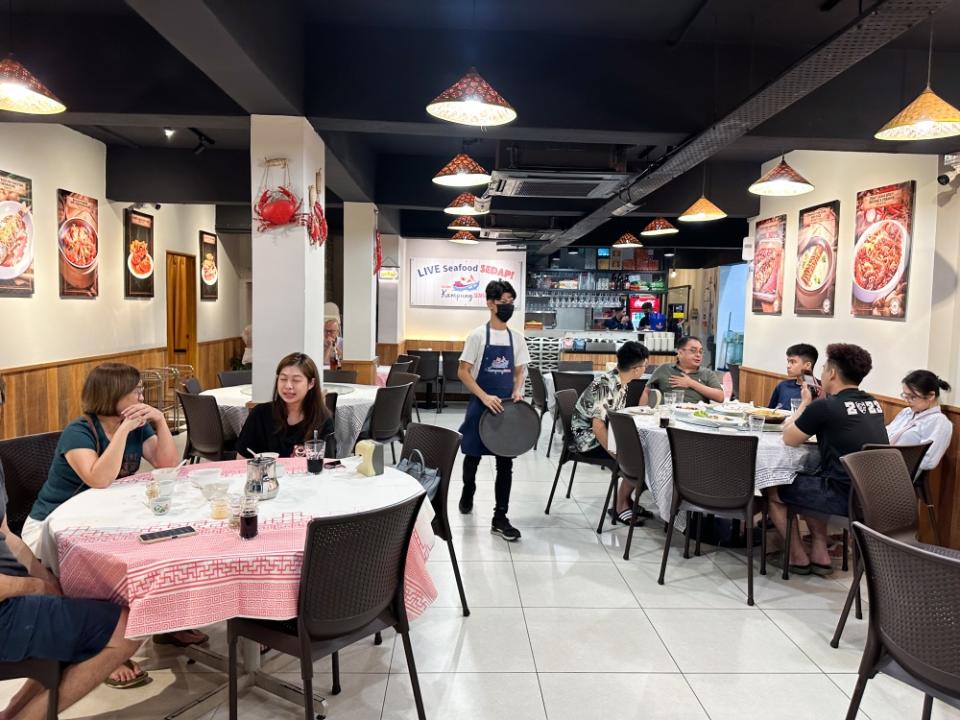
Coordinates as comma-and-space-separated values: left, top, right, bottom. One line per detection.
376, 233, 404, 345
342, 202, 378, 366
249, 115, 326, 401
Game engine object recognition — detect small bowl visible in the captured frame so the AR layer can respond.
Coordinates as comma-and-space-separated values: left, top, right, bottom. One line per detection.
199, 481, 230, 500
851, 219, 910, 304
188, 467, 222, 487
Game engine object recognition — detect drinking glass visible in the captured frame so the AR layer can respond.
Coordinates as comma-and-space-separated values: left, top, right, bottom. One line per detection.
209, 493, 229, 520
665, 391, 681, 406
305, 439, 325, 474
748, 415, 765, 435
227, 492, 243, 529
239, 496, 258, 539
790, 398, 802, 414
658, 404, 671, 429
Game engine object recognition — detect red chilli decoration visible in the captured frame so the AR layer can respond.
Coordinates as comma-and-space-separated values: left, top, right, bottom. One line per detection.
374, 230, 383, 275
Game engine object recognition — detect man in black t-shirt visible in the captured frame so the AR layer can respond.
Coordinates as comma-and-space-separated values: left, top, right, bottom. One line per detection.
768, 343, 888, 576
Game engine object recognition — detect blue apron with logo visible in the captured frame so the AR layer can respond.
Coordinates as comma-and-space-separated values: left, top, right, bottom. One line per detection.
460, 323, 515, 456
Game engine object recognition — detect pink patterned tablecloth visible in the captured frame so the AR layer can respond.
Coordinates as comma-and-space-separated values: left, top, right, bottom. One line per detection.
376, 365, 390, 387
46, 458, 437, 638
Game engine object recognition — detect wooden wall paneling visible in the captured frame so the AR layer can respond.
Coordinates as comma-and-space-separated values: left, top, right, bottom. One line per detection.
404, 339, 465, 353
339, 359, 379, 385
377, 343, 406, 366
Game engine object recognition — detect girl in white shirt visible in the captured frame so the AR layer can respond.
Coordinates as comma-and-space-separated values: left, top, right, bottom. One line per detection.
887, 370, 953, 472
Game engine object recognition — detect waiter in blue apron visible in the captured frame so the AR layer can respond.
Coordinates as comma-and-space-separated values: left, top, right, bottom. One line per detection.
457, 280, 530, 541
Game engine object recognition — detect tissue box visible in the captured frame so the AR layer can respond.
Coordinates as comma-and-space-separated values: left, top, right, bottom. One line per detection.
356, 440, 384, 477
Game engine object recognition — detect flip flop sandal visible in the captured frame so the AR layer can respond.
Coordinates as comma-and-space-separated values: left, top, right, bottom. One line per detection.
154, 630, 209, 648
788, 563, 813, 575
810, 562, 835, 576
608, 508, 645, 527
104, 660, 151, 689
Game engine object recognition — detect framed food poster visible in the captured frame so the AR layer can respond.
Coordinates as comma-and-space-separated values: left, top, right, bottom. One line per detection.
0, 169, 34, 297
58, 189, 99, 298
199, 231, 218, 300
851, 181, 914, 319
795, 200, 839, 316
751, 214, 786, 314
123, 209, 155, 298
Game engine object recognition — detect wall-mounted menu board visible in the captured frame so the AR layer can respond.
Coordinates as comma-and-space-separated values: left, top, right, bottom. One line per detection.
0, 169, 34, 297
751, 214, 786, 315
58, 189, 99, 298
795, 200, 839, 317
124, 209, 155, 298
851, 180, 914, 320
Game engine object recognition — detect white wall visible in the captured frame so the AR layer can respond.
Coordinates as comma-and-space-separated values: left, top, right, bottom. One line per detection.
402, 238, 526, 340
743, 150, 940, 396
0, 124, 242, 369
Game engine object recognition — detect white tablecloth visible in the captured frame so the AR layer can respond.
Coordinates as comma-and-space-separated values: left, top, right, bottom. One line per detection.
201, 384, 379, 457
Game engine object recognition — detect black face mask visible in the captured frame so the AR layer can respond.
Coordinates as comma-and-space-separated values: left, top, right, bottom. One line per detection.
495, 303, 515, 322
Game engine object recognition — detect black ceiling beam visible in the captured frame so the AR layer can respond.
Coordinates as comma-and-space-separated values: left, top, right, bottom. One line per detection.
319, 131, 378, 204
539, 0, 955, 253
106, 148, 249, 205
0, 112, 249, 129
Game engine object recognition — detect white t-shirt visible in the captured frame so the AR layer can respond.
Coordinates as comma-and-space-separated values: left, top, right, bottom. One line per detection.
460, 324, 530, 380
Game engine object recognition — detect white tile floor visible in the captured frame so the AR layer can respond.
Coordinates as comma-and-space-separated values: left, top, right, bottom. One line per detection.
3, 405, 958, 719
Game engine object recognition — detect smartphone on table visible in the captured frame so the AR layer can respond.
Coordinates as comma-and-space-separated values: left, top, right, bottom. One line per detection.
139, 526, 197, 544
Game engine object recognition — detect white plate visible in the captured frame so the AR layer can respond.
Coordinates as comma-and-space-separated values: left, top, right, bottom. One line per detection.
676, 414, 744, 430
623, 406, 654, 416
0, 201, 33, 281
127, 249, 154, 280
324, 383, 356, 395
201, 264, 218, 286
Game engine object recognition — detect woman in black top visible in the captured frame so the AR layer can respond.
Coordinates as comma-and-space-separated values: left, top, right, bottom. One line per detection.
237, 352, 334, 458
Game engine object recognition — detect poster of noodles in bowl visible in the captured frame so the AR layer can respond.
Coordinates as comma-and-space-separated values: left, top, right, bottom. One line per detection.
199, 231, 218, 300
0, 169, 34, 297
751, 214, 786, 315
795, 200, 839, 317
851, 181, 915, 320
58, 189, 99, 298
124, 209, 155, 298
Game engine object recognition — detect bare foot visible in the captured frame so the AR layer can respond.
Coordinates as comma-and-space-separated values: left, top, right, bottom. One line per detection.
109, 660, 142, 685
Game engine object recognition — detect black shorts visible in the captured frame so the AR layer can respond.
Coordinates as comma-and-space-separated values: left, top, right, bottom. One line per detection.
777, 473, 849, 518
0, 595, 121, 663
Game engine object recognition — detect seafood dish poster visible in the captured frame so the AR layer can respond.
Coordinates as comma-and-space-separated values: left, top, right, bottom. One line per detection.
58, 189, 99, 298
124, 209, 155, 298
0, 169, 34, 297
795, 200, 840, 317
851, 180, 914, 320
751, 214, 786, 315
199, 231, 218, 300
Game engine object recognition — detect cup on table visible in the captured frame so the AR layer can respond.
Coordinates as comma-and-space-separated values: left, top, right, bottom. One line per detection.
658, 404, 671, 428
790, 398, 802, 414
664, 391, 681, 406
209, 493, 229, 520
748, 415, 765, 435
305, 439, 325, 475
227, 492, 243, 529
149, 468, 178, 515
239, 496, 258, 539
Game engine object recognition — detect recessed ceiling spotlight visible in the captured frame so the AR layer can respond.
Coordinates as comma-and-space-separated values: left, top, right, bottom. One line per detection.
663, 251, 676, 258
163, 127, 175, 139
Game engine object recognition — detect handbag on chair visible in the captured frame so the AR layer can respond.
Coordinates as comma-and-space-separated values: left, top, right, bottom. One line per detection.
397, 449, 441, 500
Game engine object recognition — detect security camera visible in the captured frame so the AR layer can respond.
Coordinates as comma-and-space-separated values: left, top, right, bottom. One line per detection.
937, 169, 958, 186
154, 203, 162, 211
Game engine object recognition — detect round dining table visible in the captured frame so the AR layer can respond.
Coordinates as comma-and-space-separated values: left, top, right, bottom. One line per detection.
201, 383, 379, 458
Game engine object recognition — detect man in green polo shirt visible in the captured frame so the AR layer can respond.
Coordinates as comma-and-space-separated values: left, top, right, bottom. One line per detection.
643, 336, 724, 404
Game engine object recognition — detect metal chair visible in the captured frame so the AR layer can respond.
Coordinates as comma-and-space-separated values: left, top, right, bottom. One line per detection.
354, 383, 410, 463
386, 361, 413, 385
830, 448, 921, 648
0, 431, 61, 535
659, 427, 765, 606
608, 411, 649, 560
323, 370, 358, 384
0, 659, 60, 720
545, 389, 620, 536
182, 377, 202, 395
396, 354, 421, 374
218, 370, 252, 387
408, 351, 440, 409
546, 371, 595, 458
527, 366, 549, 450
437, 354, 464, 415
387, 372, 421, 432
227, 494, 428, 720
845, 522, 960, 720
625, 379, 647, 408
863, 442, 937, 544
176, 391, 236, 462
399, 423, 468, 616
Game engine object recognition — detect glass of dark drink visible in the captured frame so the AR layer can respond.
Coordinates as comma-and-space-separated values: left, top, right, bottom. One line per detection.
659, 414, 670, 429
305, 438, 325, 474
239, 496, 258, 539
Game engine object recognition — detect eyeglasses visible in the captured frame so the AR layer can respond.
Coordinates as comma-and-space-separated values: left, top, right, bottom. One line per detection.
133, 385, 145, 396
900, 392, 924, 401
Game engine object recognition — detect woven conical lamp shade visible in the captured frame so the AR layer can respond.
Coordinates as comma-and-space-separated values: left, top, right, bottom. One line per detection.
748, 158, 814, 196
678, 196, 726, 222
874, 86, 960, 141
433, 153, 491, 187
447, 216, 481, 232
426, 67, 517, 127
449, 231, 479, 244
0, 57, 66, 114
613, 232, 643, 248
640, 218, 679, 236
443, 192, 487, 216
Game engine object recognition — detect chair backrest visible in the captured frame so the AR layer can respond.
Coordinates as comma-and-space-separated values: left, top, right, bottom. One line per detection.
298, 493, 425, 640
182, 377, 202, 395
647, 388, 662, 408
842, 449, 919, 537
323, 392, 338, 456
554, 389, 578, 445
324, 369, 358, 384
408, 351, 439, 381
217, 370, 251, 387
552, 371, 594, 400
387, 361, 413, 384
853, 521, 960, 697
0, 431, 61, 535
862, 442, 932, 482
528, 366, 548, 411
387, 372, 420, 427
176, 391, 227, 457
558, 360, 594, 372
441, 354, 462, 383
399, 423, 462, 539
665, 426, 758, 510
608, 412, 645, 482
397, 354, 421, 374
625, 379, 647, 408
367, 383, 410, 441
728, 363, 741, 399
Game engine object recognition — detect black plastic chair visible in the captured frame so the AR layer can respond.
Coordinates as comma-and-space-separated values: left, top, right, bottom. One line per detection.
227, 494, 428, 720
324, 370, 358, 385
608, 411, 650, 560
545, 389, 620, 535
0, 431, 62, 535
527, 367, 549, 450
437, 354, 464, 415
624, 379, 647, 408
386, 361, 413, 385
659, 427, 765, 606
324, 392, 339, 458
396, 354, 421, 374
218, 370, 251, 387
177, 391, 237, 463
546, 372, 595, 458
557, 360, 594, 371
845, 522, 960, 720
408, 351, 440, 409
387, 372, 421, 432
355, 383, 410, 463
399, 423, 468, 616
0, 659, 60, 720
182, 377, 202, 395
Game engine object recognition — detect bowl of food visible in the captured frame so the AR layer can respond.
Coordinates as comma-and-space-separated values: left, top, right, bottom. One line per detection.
795, 235, 836, 309
752, 242, 783, 304
201, 252, 218, 285
127, 239, 153, 279
852, 219, 909, 304
58, 217, 98, 289
0, 200, 33, 281
748, 407, 792, 425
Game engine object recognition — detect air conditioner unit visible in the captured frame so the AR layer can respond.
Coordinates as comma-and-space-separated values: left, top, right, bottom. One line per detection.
488, 169, 632, 199
480, 227, 562, 241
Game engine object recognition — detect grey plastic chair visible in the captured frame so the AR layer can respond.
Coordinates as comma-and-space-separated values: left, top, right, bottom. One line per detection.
218, 370, 251, 387
547, 371, 595, 458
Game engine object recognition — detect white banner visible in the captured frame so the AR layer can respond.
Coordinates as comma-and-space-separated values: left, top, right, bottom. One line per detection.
410, 257, 523, 307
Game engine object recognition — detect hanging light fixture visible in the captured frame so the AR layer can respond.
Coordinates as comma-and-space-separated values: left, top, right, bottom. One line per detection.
426, 67, 517, 127
679, 165, 726, 222
640, 217, 679, 237
875, 21, 960, 141
748, 156, 815, 196
443, 192, 487, 216
449, 231, 479, 245
612, 232, 643, 248
0, 56, 65, 114
447, 215, 481, 232
433, 153, 491, 187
